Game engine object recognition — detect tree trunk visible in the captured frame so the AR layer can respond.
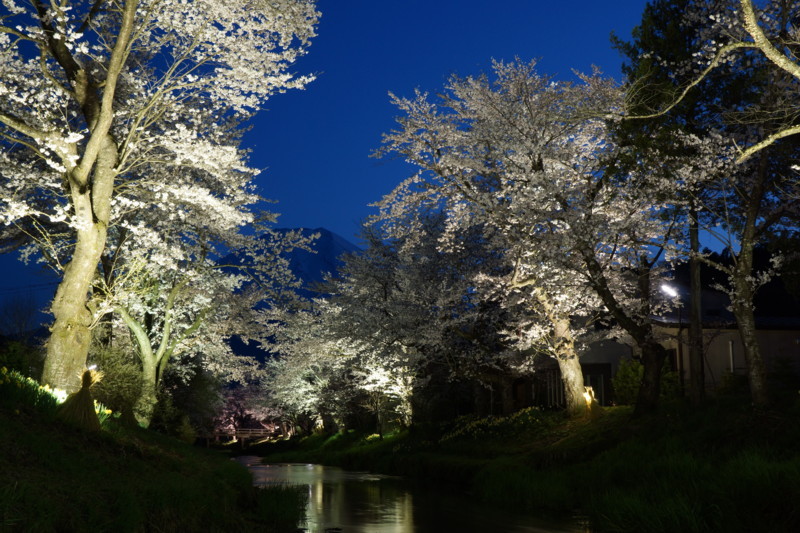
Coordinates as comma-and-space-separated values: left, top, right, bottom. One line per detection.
634, 340, 667, 416
730, 276, 770, 406
118, 307, 161, 427
41, 135, 116, 392
727, 152, 770, 407
633, 259, 665, 415
579, 247, 664, 415
688, 204, 705, 404
557, 354, 586, 417
398, 393, 413, 427
134, 359, 159, 427
528, 291, 586, 416
374, 394, 384, 438
553, 317, 586, 417
37, 0, 135, 392
320, 412, 338, 434
41, 201, 108, 392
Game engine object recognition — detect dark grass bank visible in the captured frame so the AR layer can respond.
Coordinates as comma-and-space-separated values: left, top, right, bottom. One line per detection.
246, 399, 800, 532
0, 369, 306, 532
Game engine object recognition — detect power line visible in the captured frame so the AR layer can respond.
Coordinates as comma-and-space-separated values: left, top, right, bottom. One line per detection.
0, 282, 59, 294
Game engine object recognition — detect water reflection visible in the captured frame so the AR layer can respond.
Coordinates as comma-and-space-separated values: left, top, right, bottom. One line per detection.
236, 457, 585, 533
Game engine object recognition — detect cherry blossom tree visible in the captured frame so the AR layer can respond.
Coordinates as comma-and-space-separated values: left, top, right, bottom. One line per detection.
262, 260, 426, 432
0, 0, 318, 392
333, 224, 495, 375
261, 217, 514, 429
332, 220, 528, 416
377, 60, 678, 414
261, 299, 361, 434
91, 168, 309, 426
215, 384, 281, 436
351, 351, 418, 435
97, 226, 307, 426
372, 204, 595, 416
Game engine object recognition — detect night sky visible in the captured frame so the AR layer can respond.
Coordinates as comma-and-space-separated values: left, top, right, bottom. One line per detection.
0, 0, 650, 319
254, 0, 650, 241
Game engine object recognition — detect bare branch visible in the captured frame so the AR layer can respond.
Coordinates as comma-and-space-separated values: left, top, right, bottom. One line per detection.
624, 41, 756, 121
739, 0, 800, 81
736, 124, 800, 162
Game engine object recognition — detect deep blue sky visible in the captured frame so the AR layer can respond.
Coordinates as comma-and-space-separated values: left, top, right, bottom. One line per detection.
0, 0, 650, 321
252, 0, 650, 241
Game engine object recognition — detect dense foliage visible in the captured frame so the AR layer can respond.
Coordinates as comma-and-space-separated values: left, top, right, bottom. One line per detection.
1, 0, 799, 462
0, 0, 318, 425
251, 0, 800, 432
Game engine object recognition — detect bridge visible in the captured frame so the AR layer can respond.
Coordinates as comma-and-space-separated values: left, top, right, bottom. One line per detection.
206, 427, 275, 446
214, 427, 274, 438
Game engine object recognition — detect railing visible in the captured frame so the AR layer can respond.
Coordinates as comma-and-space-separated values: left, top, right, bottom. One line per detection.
211, 427, 274, 439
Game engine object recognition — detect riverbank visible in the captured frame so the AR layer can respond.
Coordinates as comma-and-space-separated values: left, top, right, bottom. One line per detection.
0, 369, 305, 532
245, 398, 800, 532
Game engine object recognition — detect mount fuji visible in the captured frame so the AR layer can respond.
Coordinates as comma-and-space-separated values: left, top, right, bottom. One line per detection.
279, 227, 360, 291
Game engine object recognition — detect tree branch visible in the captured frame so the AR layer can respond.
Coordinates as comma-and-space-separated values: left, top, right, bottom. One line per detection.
74, 0, 138, 184
736, 124, 800, 162
78, 0, 107, 34
624, 41, 756, 121
739, 0, 800, 82
0, 112, 50, 140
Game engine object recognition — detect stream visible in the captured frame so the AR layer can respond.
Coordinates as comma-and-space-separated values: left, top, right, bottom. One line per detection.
235, 456, 589, 533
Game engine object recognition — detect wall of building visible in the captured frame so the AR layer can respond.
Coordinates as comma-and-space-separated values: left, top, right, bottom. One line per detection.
661, 326, 800, 391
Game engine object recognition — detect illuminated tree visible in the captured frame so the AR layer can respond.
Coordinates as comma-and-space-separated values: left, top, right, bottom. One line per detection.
351, 351, 418, 435
334, 223, 500, 374
370, 205, 595, 415
333, 219, 535, 418
262, 299, 361, 434
262, 217, 515, 429
215, 384, 282, 435
96, 226, 307, 426
377, 60, 678, 414
0, 0, 318, 392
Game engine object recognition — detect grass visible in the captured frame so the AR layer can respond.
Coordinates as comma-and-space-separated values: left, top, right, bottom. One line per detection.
247, 399, 800, 532
0, 367, 307, 532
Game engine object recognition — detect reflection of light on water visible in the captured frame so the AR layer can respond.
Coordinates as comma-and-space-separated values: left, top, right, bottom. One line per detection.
236, 460, 412, 533
235, 457, 585, 533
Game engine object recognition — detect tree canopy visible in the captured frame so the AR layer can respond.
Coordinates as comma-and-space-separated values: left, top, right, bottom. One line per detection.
0, 0, 319, 393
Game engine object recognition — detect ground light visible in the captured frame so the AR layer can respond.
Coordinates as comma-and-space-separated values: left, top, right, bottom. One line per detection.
583, 386, 596, 409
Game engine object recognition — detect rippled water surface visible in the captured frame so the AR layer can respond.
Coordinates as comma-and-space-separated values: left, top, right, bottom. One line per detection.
236, 457, 587, 533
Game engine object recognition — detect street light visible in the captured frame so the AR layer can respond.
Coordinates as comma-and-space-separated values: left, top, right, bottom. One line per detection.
660, 283, 679, 298
660, 283, 684, 393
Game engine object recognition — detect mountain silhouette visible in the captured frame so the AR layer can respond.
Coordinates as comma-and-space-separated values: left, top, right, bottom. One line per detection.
228, 228, 359, 361
278, 227, 360, 291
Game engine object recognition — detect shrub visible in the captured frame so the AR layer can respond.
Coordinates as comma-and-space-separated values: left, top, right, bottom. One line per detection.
0, 341, 43, 378
612, 357, 679, 405
0, 366, 60, 416
89, 346, 142, 414
440, 407, 553, 443
176, 415, 198, 444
